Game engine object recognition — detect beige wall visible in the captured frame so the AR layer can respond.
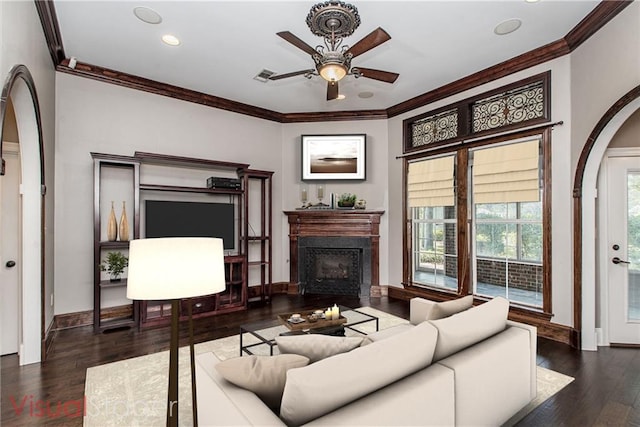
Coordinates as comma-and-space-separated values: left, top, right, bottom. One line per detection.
1, 1, 56, 361
280, 120, 390, 285
54, 74, 283, 314
609, 109, 640, 148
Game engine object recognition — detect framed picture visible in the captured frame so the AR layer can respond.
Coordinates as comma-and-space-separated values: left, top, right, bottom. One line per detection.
301, 134, 366, 181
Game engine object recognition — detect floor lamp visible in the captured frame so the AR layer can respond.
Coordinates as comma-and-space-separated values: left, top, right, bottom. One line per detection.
127, 237, 226, 427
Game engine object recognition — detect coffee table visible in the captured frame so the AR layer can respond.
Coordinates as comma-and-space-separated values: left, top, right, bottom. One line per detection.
239, 305, 379, 356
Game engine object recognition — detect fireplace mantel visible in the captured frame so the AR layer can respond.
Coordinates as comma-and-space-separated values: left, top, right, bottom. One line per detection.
284, 210, 384, 295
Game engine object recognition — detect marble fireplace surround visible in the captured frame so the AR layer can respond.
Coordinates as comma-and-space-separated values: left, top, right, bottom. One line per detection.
284, 210, 384, 296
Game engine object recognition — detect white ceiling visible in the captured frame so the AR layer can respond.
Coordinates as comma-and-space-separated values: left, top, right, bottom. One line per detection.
53, 1, 599, 114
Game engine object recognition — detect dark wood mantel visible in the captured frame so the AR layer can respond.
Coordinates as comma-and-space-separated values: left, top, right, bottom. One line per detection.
284, 210, 385, 294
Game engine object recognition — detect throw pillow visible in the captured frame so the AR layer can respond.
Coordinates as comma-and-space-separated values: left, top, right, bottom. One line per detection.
280, 321, 438, 426
428, 296, 509, 361
275, 335, 364, 363
214, 354, 309, 411
425, 295, 474, 321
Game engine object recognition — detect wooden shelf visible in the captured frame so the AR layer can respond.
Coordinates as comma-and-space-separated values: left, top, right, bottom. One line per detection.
99, 241, 130, 249
99, 279, 128, 289
139, 183, 243, 195
93, 151, 272, 332
135, 151, 249, 170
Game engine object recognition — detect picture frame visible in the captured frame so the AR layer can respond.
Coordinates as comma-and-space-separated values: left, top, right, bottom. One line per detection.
301, 134, 366, 181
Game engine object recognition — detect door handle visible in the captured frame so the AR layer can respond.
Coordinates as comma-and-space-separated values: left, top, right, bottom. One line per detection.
612, 257, 630, 265
5, 260, 16, 268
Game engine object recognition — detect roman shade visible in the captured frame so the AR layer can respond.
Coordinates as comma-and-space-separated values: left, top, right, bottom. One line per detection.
472, 139, 540, 204
408, 156, 455, 207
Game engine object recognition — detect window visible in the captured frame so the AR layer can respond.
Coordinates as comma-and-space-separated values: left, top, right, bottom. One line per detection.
408, 155, 457, 290
471, 139, 544, 308
404, 131, 550, 312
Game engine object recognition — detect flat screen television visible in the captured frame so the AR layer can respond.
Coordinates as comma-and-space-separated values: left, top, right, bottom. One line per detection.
145, 200, 235, 250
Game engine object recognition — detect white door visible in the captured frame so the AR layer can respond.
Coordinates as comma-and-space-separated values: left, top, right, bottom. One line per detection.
607, 156, 640, 345
1, 143, 20, 355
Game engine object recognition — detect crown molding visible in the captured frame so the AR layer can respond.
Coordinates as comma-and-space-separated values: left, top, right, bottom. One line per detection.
39, 0, 631, 123
565, 0, 633, 51
56, 59, 285, 123
34, 0, 65, 66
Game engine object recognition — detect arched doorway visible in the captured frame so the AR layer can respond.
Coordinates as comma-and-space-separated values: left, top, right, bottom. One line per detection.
0, 64, 46, 364
574, 85, 640, 351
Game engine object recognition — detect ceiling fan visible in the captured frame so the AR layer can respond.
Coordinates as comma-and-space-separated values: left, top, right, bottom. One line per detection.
269, 1, 399, 101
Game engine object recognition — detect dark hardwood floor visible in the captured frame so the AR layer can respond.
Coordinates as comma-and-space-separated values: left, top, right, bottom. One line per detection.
1, 294, 639, 426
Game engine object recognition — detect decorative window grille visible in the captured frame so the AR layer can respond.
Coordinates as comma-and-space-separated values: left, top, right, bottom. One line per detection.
411, 109, 458, 147
472, 82, 545, 132
403, 72, 549, 154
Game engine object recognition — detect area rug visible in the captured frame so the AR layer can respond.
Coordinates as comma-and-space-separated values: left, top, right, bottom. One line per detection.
83, 307, 573, 426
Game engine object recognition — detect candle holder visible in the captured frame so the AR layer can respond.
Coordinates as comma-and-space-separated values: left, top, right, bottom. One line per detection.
300, 185, 309, 208
315, 184, 329, 207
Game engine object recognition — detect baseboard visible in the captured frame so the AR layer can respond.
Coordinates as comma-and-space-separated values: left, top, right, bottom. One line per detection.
55, 284, 292, 330
247, 282, 289, 298
388, 285, 576, 346
43, 318, 57, 360
53, 305, 133, 330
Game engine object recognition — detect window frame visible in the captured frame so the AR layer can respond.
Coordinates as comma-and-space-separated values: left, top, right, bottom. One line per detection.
403, 127, 552, 314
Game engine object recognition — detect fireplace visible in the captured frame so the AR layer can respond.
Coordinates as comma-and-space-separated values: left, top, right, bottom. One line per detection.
284, 210, 384, 296
299, 237, 371, 296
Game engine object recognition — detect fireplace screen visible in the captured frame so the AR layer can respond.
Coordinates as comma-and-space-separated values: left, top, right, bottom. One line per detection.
303, 248, 362, 296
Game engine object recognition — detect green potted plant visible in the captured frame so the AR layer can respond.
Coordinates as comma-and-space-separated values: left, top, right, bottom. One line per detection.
100, 251, 129, 282
337, 193, 357, 208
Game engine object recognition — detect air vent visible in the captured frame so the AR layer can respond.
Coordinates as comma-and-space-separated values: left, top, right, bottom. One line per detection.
254, 69, 276, 82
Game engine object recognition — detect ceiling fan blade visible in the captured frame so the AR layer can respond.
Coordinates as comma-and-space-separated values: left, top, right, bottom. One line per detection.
345, 27, 391, 58
353, 67, 399, 83
277, 31, 318, 56
327, 81, 339, 101
268, 69, 315, 80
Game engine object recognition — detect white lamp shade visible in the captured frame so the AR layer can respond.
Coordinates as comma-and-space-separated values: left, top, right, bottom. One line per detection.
126, 237, 226, 300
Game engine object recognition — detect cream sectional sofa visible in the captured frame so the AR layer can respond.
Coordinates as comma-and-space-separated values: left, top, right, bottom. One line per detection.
195, 296, 537, 426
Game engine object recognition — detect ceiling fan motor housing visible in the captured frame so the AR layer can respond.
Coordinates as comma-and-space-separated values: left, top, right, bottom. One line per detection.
306, 1, 361, 38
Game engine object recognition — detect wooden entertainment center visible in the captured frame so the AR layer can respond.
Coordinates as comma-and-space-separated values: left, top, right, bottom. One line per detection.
91, 152, 273, 333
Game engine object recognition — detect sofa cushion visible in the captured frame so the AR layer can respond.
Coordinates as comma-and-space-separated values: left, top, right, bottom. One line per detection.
275, 335, 363, 363
215, 354, 309, 411
427, 295, 474, 320
280, 321, 438, 426
360, 323, 414, 346
196, 352, 287, 426
429, 296, 509, 361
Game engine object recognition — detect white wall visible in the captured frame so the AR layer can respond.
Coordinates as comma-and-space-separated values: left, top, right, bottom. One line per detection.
280, 120, 390, 285
1, 1, 56, 363
387, 56, 575, 327
54, 75, 282, 314
570, 2, 640, 168
569, 3, 640, 349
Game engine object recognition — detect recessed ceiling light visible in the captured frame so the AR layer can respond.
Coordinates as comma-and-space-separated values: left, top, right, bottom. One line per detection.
494, 18, 522, 35
133, 7, 162, 24
162, 34, 181, 46
524, 0, 540, 3
337, 94, 346, 100
358, 91, 374, 99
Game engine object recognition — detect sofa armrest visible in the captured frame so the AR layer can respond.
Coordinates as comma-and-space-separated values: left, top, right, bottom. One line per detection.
409, 297, 436, 325
506, 319, 537, 400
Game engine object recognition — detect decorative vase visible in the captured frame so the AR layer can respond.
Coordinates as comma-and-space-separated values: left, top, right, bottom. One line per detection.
107, 201, 118, 242
119, 201, 129, 242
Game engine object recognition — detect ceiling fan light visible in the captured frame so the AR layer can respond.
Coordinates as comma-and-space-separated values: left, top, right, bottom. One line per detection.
319, 63, 347, 82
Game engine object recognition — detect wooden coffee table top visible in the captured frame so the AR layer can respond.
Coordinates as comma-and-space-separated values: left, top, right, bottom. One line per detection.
278, 309, 347, 331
